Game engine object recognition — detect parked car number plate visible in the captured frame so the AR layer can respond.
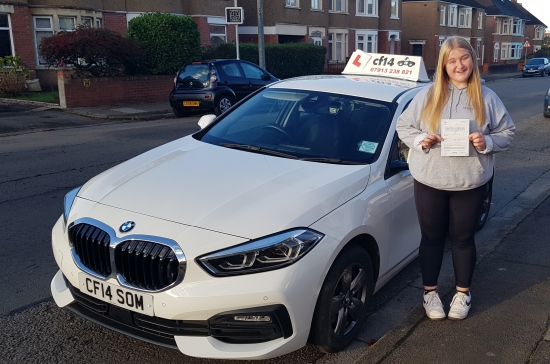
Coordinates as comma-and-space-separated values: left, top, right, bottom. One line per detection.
78, 273, 154, 316
183, 101, 200, 106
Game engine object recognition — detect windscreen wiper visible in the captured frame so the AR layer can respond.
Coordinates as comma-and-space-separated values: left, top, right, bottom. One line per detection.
220, 143, 298, 160
300, 157, 364, 165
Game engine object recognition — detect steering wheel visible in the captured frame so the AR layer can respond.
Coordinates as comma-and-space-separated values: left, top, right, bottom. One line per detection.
261, 125, 294, 143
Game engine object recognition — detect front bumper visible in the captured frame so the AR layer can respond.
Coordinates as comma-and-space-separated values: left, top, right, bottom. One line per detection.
523, 69, 543, 76
51, 214, 337, 359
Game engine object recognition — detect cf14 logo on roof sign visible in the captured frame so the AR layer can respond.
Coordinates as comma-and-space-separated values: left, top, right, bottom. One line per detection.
225, 7, 244, 24
342, 50, 430, 83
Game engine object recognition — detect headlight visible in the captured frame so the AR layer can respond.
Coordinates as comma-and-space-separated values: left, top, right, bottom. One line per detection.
540, 66, 545, 70
523, 66, 526, 70
63, 186, 81, 224
197, 229, 324, 276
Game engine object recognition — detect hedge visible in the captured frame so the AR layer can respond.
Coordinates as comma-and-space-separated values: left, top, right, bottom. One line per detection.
202, 43, 326, 79
127, 13, 201, 75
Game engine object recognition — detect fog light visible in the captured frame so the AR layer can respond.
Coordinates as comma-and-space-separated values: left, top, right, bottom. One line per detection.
234, 315, 271, 322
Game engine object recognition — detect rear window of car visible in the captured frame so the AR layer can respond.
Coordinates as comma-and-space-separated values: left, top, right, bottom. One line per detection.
527, 58, 544, 65
177, 64, 210, 84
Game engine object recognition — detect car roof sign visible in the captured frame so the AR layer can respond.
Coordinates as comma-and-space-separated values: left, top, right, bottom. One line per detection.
342, 50, 430, 83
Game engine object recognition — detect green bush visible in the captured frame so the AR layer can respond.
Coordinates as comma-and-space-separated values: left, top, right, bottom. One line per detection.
0, 56, 32, 96
127, 13, 201, 75
535, 47, 550, 58
39, 27, 143, 77
202, 43, 326, 79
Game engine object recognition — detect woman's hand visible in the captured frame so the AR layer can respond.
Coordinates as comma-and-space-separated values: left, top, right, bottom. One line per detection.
421, 133, 443, 149
468, 132, 486, 151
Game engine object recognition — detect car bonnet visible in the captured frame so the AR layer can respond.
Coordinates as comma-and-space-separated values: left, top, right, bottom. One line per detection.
77, 136, 371, 239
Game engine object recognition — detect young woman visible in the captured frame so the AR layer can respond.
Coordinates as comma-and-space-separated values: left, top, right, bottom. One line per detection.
396, 37, 515, 320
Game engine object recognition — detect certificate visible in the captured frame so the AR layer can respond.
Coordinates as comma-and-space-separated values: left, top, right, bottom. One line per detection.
440, 119, 469, 157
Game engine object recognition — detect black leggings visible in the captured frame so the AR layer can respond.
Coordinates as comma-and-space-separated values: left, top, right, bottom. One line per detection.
414, 180, 487, 288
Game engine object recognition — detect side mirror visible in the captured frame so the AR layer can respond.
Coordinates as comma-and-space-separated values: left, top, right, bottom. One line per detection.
198, 114, 217, 130
262, 74, 272, 81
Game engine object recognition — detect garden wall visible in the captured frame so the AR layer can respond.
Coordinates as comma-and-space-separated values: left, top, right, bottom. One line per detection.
57, 70, 174, 108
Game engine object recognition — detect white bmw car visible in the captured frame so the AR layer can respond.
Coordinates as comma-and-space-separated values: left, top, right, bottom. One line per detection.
51, 52, 431, 359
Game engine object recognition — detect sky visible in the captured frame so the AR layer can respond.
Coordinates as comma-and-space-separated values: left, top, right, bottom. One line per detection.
518, 0, 550, 28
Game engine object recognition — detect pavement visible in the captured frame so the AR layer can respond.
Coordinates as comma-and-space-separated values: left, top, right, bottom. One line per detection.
0, 71, 524, 122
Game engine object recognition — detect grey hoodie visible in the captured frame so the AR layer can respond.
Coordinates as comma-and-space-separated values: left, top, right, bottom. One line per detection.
396, 83, 515, 191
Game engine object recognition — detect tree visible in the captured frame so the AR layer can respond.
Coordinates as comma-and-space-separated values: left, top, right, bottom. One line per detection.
39, 27, 143, 77
127, 13, 201, 75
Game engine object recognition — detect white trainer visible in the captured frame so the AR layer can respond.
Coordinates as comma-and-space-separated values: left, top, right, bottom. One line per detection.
423, 291, 446, 320
448, 292, 471, 320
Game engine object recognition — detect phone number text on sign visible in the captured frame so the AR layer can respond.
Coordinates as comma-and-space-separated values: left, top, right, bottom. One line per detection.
369, 68, 414, 75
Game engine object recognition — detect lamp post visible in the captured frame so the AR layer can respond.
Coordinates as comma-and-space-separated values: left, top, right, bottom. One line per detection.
257, 0, 265, 69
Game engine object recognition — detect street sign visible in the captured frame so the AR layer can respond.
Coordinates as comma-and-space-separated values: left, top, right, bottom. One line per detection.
523, 40, 531, 48
225, 7, 244, 24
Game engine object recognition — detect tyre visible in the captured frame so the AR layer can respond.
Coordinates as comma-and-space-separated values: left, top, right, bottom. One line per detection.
544, 113, 550, 118
309, 245, 374, 353
172, 108, 187, 118
475, 176, 493, 232
214, 95, 234, 115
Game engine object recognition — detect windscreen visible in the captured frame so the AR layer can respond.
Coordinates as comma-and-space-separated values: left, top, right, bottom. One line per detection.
199, 88, 394, 165
527, 58, 544, 65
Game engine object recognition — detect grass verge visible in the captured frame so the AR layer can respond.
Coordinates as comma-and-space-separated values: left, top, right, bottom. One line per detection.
0, 91, 59, 104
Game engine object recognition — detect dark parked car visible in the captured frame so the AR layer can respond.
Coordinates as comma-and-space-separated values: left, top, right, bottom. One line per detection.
545, 87, 550, 118
169, 59, 278, 117
522, 57, 550, 77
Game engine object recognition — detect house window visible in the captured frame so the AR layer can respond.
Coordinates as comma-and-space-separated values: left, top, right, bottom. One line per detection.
495, 19, 501, 34
59, 17, 76, 31
286, 0, 298, 7
478, 11, 483, 29
458, 8, 471, 28
356, 0, 375, 15
356, 32, 377, 53
493, 43, 499, 62
0, 14, 12, 57
440, 5, 446, 26
501, 43, 510, 60
512, 20, 522, 35
439, 36, 445, 48
476, 38, 481, 60
34, 16, 54, 65
329, 0, 348, 12
510, 43, 522, 59
448, 6, 457, 27
535, 26, 544, 40
391, 0, 398, 18
210, 25, 226, 45
328, 32, 348, 61
81, 17, 93, 28
311, 31, 322, 45
311, 0, 321, 10
502, 19, 509, 34
96, 18, 102, 28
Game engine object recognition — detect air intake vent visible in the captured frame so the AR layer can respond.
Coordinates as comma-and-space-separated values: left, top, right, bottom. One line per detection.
69, 224, 111, 277
115, 240, 180, 291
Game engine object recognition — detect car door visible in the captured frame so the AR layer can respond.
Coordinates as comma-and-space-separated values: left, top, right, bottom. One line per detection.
216, 61, 249, 101
239, 61, 273, 93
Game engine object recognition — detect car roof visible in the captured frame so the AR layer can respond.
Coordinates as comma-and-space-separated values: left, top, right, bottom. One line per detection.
267, 74, 428, 103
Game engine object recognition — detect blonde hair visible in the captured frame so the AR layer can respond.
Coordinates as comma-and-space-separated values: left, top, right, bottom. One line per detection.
421, 37, 485, 133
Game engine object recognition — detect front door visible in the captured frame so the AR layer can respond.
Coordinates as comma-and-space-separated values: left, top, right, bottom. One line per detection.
412, 44, 423, 57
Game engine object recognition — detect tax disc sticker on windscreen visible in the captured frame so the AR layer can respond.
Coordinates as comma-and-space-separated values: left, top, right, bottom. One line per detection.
357, 141, 378, 154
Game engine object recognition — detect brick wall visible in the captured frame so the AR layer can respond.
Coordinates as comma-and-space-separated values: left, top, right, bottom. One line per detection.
193, 17, 211, 45
57, 71, 174, 108
103, 13, 127, 36
11, 6, 36, 70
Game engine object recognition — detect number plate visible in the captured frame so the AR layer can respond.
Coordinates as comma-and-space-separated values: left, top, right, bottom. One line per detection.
78, 273, 154, 316
183, 101, 200, 106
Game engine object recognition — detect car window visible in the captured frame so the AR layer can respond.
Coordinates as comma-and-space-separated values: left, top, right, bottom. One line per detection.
220, 62, 244, 78
527, 58, 544, 65
241, 62, 266, 80
177, 64, 210, 84
199, 88, 394, 164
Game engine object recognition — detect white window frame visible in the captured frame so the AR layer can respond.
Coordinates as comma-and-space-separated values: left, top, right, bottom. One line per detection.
512, 19, 522, 35
329, 0, 348, 13
311, 0, 321, 10
458, 8, 471, 28
96, 18, 102, 28
476, 38, 481, 60
493, 43, 499, 62
438, 36, 446, 48
535, 26, 544, 40
501, 42, 511, 60
448, 5, 457, 27
495, 19, 501, 34
81, 17, 93, 28
0, 13, 14, 58
440, 5, 446, 26
34, 16, 54, 66
286, 0, 299, 8
478, 11, 483, 29
356, 31, 378, 53
356, 0, 377, 16
390, 0, 398, 19
328, 31, 348, 61
502, 19, 510, 35
209, 24, 227, 45
58, 16, 76, 31
510, 43, 522, 59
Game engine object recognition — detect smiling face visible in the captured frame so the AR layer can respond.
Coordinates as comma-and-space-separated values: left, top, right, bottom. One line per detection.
445, 47, 473, 89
